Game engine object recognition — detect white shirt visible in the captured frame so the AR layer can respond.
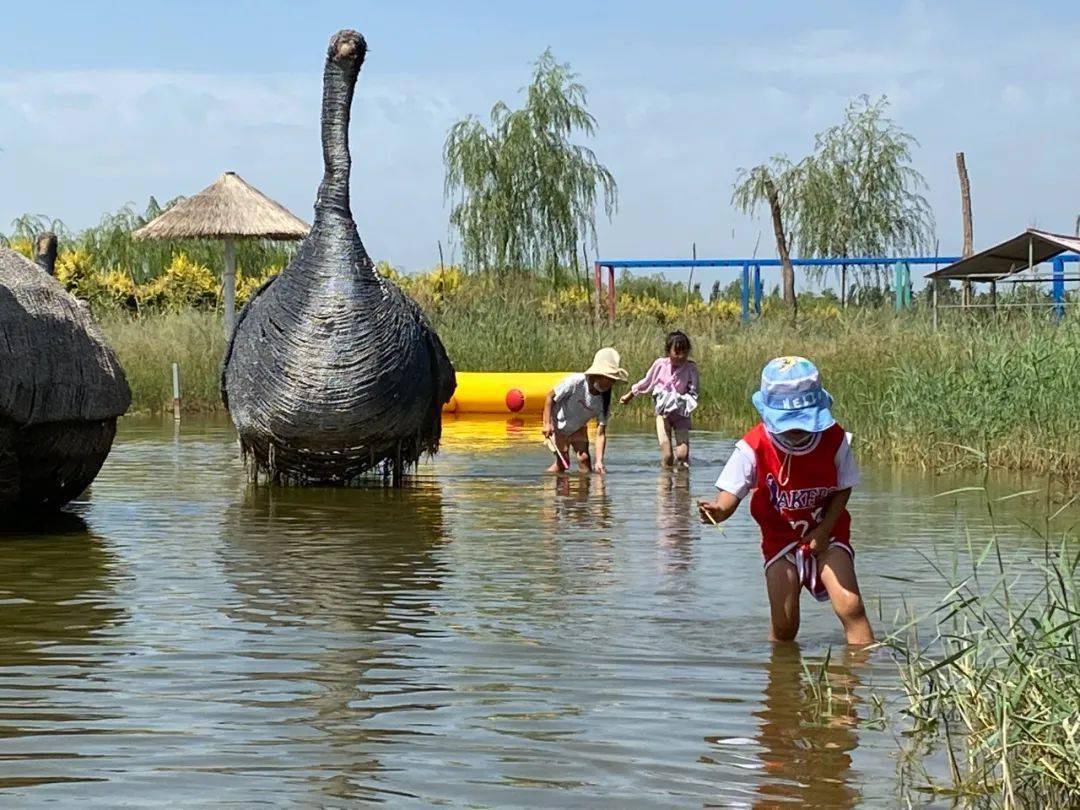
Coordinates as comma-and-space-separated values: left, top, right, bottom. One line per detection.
552, 373, 608, 434
715, 430, 859, 499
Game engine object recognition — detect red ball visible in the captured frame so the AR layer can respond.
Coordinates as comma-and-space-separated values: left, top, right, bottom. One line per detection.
505, 388, 526, 413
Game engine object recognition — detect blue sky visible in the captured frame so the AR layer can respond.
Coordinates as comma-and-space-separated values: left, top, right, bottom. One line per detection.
2, 1, 1078, 287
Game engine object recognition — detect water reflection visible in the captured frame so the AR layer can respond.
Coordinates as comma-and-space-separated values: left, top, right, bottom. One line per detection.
218, 482, 448, 803
0, 514, 124, 789
441, 415, 538, 451
655, 470, 697, 573
750, 644, 863, 808
0, 513, 122, 669
0, 421, 1059, 806
545, 472, 612, 531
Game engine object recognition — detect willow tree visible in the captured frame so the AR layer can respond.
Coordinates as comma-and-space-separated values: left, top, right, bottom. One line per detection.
794, 96, 935, 290
732, 157, 799, 317
443, 50, 617, 282
733, 96, 935, 306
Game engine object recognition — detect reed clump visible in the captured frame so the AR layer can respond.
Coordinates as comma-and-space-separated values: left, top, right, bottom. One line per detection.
883, 491, 1080, 807
97, 271, 1078, 480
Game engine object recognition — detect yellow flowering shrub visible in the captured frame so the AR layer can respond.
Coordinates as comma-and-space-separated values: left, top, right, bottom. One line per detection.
236, 265, 280, 306
8, 236, 33, 259
79, 267, 139, 309
141, 253, 217, 309
379, 263, 464, 308
53, 248, 97, 296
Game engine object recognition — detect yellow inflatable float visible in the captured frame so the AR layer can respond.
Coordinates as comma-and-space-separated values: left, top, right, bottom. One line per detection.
443, 372, 573, 415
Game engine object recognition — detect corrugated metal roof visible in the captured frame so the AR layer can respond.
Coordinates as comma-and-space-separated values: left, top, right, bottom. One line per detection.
928, 229, 1080, 280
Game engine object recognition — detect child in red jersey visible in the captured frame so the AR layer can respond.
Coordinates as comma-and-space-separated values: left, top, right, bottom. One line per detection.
698, 357, 874, 644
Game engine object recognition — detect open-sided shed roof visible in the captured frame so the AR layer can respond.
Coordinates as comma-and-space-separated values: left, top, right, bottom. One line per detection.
929, 228, 1080, 280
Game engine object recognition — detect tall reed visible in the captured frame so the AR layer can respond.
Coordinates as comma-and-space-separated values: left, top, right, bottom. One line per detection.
883, 490, 1080, 807
96, 277, 1079, 479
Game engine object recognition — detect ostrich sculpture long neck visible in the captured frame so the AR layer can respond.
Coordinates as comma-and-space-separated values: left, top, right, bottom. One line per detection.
315, 30, 365, 227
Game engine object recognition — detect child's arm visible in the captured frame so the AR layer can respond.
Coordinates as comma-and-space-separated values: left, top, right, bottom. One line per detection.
805, 488, 852, 556
593, 423, 607, 473
542, 389, 556, 437
699, 439, 754, 524
620, 359, 661, 404
698, 490, 740, 524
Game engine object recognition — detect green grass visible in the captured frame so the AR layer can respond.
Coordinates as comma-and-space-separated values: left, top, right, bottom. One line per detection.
882, 490, 1080, 807
100, 310, 226, 415
97, 285, 1080, 480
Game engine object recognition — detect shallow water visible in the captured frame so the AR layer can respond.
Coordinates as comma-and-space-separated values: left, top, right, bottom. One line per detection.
0, 417, 1058, 807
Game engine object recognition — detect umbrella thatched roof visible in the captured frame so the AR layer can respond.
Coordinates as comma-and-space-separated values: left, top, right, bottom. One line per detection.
0, 247, 130, 424
132, 172, 309, 241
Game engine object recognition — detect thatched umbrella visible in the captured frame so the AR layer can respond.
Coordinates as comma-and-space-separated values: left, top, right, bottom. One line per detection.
0, 242, 130, 511
132, 171, 309, 336
221, 29, 456, 487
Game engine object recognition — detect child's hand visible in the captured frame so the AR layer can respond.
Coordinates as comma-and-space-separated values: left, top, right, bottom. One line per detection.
698, 501, 721, 524
805, 526, 831, 557
618, 392, 634, 405
594, 461, 606, 474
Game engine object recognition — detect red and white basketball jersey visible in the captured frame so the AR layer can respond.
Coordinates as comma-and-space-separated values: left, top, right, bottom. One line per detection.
743, 422, 852, 560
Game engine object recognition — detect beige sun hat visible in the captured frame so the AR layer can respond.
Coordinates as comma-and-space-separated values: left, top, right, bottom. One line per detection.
584, 347, 628, 382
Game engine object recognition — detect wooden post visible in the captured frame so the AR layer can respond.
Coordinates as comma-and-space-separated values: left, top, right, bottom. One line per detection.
593, 262, 602, 322
171, 363, 181, 422
223, 237, 237, 338
687, 242, 696, 302
33, 232, 57, 275
840, 264, 848, 309
932, 283, 938, 331
956, 152, 974, 308
607, 265, 616, 325
582, 244, 593, 318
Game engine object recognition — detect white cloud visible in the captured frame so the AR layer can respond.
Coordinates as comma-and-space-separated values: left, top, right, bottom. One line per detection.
1, 3, 1079, 277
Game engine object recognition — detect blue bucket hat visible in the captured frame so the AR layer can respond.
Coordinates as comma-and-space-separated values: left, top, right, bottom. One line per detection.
751, 356, 835, 434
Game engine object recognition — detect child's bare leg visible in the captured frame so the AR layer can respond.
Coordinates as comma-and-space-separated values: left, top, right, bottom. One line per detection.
570, 428, 592, 472
819, 548, 874, 645
765, 560, 801, 642
546, 432, 572, 473
672, 428, 690, 467
655, 415, 674, 466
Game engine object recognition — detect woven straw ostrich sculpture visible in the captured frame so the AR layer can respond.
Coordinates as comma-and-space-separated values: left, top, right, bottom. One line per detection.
0, 236, 130, 511
222, 30, 455, 486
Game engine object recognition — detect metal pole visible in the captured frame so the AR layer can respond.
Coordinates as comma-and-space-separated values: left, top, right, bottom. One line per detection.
171, 363, 181, 422
223, 237, 237, 338
741, 263, 750, 323
1052, 257, 1065, 321
841, 264, 847, 309
756, 266, 764, 317
932, 283, 938, 331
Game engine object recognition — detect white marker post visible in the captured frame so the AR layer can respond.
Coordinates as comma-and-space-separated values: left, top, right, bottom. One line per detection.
172, 363, 181, 422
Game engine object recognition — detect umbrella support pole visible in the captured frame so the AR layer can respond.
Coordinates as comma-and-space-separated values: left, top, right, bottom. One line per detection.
223, 238, 237, 338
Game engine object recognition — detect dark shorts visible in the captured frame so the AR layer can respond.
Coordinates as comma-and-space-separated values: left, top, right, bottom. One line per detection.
662, 413, 692, 432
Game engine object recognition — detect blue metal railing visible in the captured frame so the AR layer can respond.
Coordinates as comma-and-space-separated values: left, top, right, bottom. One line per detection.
592, 255, 1077, 322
